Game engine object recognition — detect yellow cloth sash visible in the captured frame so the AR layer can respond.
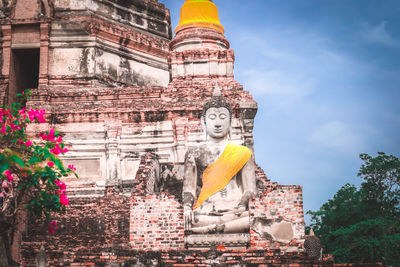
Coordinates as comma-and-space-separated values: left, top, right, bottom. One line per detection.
193, 143, 252, 210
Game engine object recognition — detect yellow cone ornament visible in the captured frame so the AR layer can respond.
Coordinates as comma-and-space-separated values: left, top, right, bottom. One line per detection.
175, 0, 225, 34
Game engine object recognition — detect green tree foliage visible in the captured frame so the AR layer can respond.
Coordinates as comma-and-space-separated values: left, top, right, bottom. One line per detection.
308, 152, 400, 265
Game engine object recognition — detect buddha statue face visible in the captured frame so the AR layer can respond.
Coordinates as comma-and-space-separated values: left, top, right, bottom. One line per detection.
204, 107, 231, 139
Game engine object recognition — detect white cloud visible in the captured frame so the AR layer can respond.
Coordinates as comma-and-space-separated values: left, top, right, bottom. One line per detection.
234, 28, 366, 99
361, 21, 398, 47
307, 121, 365, 156
241, 68, 315, 97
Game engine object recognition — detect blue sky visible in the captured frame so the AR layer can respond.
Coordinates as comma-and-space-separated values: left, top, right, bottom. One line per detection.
162, 0, 400, 222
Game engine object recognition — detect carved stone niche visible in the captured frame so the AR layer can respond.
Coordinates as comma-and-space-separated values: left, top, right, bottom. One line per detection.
135, 155, 183, 199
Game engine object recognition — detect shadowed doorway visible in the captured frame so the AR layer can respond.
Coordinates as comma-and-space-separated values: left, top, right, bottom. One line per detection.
8, 48, 40, 104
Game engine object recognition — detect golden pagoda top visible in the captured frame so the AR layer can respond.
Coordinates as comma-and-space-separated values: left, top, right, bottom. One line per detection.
175, 0, 225, 34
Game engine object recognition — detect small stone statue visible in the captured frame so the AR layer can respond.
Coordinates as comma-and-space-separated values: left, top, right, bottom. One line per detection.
304, 229, 323, 259
183, 86, 256, 234
36, 245, 48, 267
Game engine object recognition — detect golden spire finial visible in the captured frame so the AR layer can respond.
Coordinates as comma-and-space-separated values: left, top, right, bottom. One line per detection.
175, 0, 225, 34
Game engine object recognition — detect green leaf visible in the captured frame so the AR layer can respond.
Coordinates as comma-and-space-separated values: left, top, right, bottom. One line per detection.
8, 154, 25, 167
48, 154, 65, 171
0, 161, 10, 173
43, 150, 51, 160
29, 156, 42, 164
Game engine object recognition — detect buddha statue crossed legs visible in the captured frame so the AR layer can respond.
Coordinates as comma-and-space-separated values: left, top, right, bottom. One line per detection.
183, 89, 256, 234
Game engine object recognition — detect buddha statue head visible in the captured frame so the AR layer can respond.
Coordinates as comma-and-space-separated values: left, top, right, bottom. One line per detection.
201, 85, 233, 140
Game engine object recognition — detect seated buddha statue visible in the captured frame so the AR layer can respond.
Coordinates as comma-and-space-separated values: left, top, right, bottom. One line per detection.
183, 89, 257, 234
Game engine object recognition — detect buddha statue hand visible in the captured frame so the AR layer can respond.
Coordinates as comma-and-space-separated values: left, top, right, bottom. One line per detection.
183, 192, 194, 207
233, 205, 246, 217
237, 191, 254, 209
184, 205, 195, 232
183, 192, 195, 231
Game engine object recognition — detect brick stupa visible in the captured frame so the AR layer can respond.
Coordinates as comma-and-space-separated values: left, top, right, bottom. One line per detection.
0, 0, 332, 265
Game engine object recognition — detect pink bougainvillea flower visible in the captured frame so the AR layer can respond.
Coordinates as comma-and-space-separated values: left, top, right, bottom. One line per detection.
27, 108, 36, 121
48, 220, 59, 234
18, 108, 27, 117
50, 146, 61, 155
27, 108, 46, 123
22, 140, 32, 147
1, 124, 7, 134
48, 128, 56, 141
39, 133, 46, 140
48, 226, 55, 234
50, 144, 68, 155
10, 123, 20, 130
55, 179, 69, 205
55, 179, 66, 191
47, 161, 55, 167
37, 109, 46, 123
2, 179, 9, 188
3, 170, 13, 181
40, 128, 56, 141
59, 194, 69, 206
68, 164, 76, 171
56, 189, 64, 195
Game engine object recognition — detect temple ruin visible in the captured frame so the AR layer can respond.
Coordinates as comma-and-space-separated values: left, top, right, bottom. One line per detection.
0, 0, 331, 265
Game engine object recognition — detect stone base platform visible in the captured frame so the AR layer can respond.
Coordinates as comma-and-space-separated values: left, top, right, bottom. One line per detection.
21, 247, 334, 266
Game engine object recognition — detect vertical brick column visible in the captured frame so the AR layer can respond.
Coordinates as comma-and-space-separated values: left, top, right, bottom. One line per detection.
1, 24, 11, 104
39, 22, 50, 86
173, 117, 188, 162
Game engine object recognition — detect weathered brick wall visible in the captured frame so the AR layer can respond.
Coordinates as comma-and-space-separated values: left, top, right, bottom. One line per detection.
0, 82, 6, 105
130, 153, 185, 250
25, 82, 254, 124
130, 195, 184, 250
0, 36, 4, 105
21, 187, 131, 265
250, 166, 306, 251
0, 23, 9, 105
250, 185, 305, 251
